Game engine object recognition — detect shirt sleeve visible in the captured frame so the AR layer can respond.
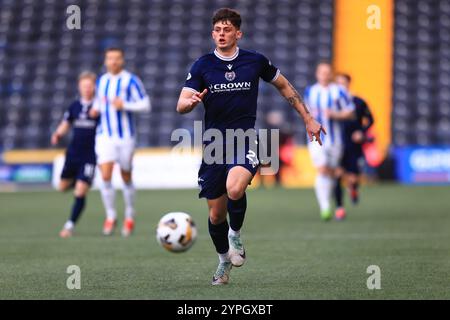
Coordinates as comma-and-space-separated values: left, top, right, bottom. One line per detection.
92, 77, 101, 111
259, 54, 280, 83
338, 87, 355, 111
304, 86, 311, 108
124, 75, 151, 112
183, 59, 205, 93
63, 103, 75, 123
361, 99, 375, 132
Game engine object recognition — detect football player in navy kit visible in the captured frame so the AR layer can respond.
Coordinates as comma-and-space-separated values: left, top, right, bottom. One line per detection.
333, 73, 374, 219
51, 71, 99, 238
177, 8, 325, 285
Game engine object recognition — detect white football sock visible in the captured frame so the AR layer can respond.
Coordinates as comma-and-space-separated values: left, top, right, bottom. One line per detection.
218, 253, 230, 263
100, 181, 117, 220
64, 220, 74, 230
123, 182, 135, 219
315, 174, 334, 212
228, 228, 240, 237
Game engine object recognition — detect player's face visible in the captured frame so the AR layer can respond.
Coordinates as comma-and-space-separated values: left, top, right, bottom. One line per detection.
212, 20, 242, 51
105, 51, 124, 74
316, 64, 333, 86
78, 78, 95, 101
335, 75, 350, 89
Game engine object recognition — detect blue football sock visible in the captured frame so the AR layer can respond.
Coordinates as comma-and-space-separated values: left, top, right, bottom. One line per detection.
208, 218, 229, 254
69, 196, 86, 224
334, 177, 344, 208
228, 193, 247, 232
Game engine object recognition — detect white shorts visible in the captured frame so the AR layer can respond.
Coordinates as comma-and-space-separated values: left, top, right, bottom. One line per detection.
95, 137, 135, 172
308, 142, 343, 168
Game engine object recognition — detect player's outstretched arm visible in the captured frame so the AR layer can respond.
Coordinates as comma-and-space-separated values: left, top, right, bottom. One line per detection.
121, 96, 151, 113
89, 100, 100, 118
176, 88, 207, 114
51, 121, 71, 146
326, 90, 356, 121
326, 108, 355, 121
118, 77, 151, 113
271, 74, 326, 145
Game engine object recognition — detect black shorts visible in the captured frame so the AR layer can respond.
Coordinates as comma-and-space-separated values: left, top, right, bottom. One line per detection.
341, 145, 363, 174
198, 141, 260, 200
61, 158, 96, 185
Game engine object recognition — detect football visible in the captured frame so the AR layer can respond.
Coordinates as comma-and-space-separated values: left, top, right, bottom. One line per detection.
156, 212, 197, 253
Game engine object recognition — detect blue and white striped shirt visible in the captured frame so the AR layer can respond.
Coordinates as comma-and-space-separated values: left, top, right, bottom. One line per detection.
304, 82, 354, 147
94, 70, 151, 140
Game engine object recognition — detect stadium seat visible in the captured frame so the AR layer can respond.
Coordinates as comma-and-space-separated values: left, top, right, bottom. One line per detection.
0, 0, 334, 150
393, 0, 449, 146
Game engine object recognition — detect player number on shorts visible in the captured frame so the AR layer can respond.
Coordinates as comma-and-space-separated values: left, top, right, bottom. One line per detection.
246, 150, 259, 168
84, 164, 95, 179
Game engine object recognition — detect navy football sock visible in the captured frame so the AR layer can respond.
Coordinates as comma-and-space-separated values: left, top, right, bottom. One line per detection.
208, 218, 230, 254
69, 196, 86, 224
334, 177, 344, 208
228, 193, 247, 232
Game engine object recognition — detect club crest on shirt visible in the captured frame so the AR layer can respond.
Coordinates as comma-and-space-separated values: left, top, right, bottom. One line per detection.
225, 71, 236, 82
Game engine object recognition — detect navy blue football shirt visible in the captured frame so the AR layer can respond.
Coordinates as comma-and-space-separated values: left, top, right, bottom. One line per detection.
184, 48, 280, 134
63, 100, 99, 161
342, 96, 374, 148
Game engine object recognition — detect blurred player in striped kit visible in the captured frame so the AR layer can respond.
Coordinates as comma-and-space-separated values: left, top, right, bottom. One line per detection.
90, 47, 151, 236
305, 62, 355, 221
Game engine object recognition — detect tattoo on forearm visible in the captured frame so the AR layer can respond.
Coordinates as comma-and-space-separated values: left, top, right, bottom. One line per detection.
285, 82, 310, 115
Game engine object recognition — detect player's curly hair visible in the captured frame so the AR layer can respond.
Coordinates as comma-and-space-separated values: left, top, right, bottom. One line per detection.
212, 8, 241, 29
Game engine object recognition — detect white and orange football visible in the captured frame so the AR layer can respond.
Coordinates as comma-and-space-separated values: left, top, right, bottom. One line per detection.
156, 212, 197, 253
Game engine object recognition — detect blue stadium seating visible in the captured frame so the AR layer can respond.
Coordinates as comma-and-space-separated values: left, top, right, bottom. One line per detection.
393, 0, 450, 146
0, 0, 334, 149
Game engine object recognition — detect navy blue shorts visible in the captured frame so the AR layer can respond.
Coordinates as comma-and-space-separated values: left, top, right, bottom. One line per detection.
61, 158, 96, 185
198, 142, 260, 200
341, 146, 363, 174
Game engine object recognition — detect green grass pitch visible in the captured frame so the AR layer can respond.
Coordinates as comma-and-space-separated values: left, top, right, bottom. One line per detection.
0, 185, 449, 299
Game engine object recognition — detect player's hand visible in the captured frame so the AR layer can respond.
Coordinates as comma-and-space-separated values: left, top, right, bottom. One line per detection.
89, 108, 100, 118
306, 117, 326, 146
187, 89, 208, 108
112, 97, 124, 110
324, 109, 336, 119
51, 133, 59, 146
351, 130, 364, 144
